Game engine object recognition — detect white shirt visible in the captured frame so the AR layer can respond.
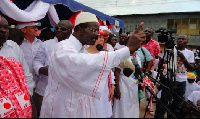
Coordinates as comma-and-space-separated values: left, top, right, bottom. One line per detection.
0, 40, 35, 96
106, 43, 114, 52
33, 38, 58, 96
20, 38, 42, 83
187, 91, 200, 106
40, 34, 130, 118
114, 42, 125, 50
185, 82, 200, 101
176, 49, 195, 82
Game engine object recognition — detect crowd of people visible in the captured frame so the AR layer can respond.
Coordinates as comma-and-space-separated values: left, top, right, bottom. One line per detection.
0, 11, 200, 118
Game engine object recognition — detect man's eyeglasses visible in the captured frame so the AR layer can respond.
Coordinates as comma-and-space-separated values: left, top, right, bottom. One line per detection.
55, 26, 72, 31
89, 29, 99, 34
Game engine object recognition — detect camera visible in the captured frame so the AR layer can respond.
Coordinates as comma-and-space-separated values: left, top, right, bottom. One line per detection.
155, 28, 177, 49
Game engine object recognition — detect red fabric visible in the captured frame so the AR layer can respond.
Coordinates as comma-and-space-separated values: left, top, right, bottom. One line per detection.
141, 76, 154, 118
108, 70, 112, 90
107, 24, 112, 29
69, 11, 82, 28
141, 39, 160, 70
0, 56, 32, 118
98, 18, 106, 26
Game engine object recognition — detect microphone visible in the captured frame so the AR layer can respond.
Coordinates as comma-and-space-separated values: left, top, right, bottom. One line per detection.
134, 64, 144, 79
96, 44, 104, 51
123, 68, 133, 77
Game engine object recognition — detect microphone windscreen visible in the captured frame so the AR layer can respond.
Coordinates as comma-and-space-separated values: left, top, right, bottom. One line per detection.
96, 44, 104, 51
123, 68, 133, 77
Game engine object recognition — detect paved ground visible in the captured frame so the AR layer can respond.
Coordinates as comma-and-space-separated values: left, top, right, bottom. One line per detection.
139, 99, 155, 118
139, 98, 167, 118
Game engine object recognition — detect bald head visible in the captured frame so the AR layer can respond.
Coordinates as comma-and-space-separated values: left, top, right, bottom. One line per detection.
55, 20, 73, 41
59, 20, 73, 28
177, 34, 188, 49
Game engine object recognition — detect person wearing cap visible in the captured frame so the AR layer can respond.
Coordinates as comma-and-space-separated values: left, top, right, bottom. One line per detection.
18, 22, 43, 85
0, 15, 36, 117
32, 20, 73, 117
185, 72, 200, 101
99, 26, 114, 51
40, 12, 145, 118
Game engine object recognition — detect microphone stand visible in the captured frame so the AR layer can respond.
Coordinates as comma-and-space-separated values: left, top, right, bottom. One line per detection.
146, 74, 200, 114
135, 76, 177, 118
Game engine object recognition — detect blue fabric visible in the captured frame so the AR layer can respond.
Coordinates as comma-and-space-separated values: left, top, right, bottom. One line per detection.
136, 47, 153, 68
41, 0, 124, 31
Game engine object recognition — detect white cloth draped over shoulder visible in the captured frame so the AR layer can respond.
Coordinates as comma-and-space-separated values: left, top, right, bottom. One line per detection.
0, 0, 59, 27
40, 35, 130, 118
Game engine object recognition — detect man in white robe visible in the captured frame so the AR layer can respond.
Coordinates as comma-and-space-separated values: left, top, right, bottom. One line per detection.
40, 12, 145, 118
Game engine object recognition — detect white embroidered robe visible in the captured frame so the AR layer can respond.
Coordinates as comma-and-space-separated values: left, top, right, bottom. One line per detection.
40, 35, 130, 118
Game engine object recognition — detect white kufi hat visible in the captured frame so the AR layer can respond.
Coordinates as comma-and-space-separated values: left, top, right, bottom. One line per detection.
75, 12, 98, 27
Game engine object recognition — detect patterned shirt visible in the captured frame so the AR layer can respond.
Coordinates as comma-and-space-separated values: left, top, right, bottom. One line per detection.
141, 39, 160, 70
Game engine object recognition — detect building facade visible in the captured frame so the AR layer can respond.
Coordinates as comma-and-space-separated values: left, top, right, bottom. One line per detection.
115, 12, 200, 50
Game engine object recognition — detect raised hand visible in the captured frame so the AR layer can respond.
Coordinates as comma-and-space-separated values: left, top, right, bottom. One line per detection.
128, 22, 146, 54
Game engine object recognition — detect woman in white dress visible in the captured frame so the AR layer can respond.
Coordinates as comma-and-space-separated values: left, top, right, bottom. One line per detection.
86, 29, 115, 118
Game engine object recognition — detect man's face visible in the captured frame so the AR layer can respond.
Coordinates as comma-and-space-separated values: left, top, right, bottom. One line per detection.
23, 26, 38, 37
80, 22, 99, 45
110, 36, 118, 46
187, 79, 195, 83
55, 22, 73, 41
144, 28, 153, 39
0, 17, 9, 44
177, 35, 188, 47
119, 33, 127, 43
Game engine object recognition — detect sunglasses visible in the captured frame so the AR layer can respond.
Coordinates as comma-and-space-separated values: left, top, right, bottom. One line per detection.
55, 26, 72, 31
